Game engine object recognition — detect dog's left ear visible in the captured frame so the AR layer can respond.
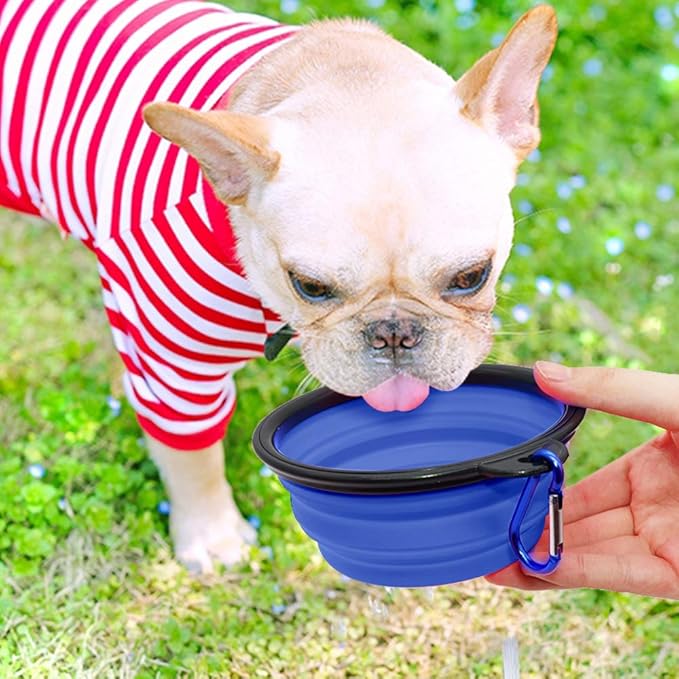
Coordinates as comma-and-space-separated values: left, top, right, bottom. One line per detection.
142, 102, 280, 205
455, 5, 557, 162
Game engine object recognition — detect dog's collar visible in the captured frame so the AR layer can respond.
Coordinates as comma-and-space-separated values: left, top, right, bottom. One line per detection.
264, 324, 295, 361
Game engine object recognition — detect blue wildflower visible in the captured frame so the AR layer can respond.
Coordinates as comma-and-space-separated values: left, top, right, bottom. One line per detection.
556, 283, 574, 299
557, 217, 572, 233
634, 221, 652, 240
654, 6, 674, 28
517, 200, 534, 215
456, 14, 477, 29
654, 274, 674, 290
28, 463, 46, 479
455, 0, 475, 11
589, 5, 607, 21
536, 276, 554, 296
656, 184, 675, 202
569, 174, 586, 189
157, 500, 171, 516
491, 32, 504, 47
605, 237, 624, 256
583, 58, 603, 77
512, 305, 532, 324
557, 182, 573, 199
660, 64, 679, 81
280, 0, 299, 14
541, 64, 554, 82
106, 395, 122, 415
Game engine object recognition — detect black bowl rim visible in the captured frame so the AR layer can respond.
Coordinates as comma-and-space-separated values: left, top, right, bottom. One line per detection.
252, 364, 586, 495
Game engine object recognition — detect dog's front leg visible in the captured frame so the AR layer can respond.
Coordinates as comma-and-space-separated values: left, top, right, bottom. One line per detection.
146, 436, 256, 573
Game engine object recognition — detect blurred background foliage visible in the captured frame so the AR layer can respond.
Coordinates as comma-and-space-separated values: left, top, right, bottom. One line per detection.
0, 0, 677, 675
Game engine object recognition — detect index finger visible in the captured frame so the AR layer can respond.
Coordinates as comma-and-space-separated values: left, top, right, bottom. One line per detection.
534, 363, 679, 431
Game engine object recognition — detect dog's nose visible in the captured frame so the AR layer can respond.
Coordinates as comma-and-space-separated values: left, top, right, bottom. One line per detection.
363, 319, 424, 351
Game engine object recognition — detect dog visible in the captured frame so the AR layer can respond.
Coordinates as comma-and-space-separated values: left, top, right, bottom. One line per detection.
0, 0, 557, 573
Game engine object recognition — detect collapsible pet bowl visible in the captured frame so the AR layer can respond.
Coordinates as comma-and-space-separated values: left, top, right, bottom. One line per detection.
253, 365, 585, 587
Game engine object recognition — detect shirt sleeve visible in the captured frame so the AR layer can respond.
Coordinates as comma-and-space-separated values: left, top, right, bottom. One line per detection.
94, 188, 282, 450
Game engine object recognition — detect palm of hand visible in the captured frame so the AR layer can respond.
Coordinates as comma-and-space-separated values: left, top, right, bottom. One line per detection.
488, 431, 679, 598
613, 431, 679, 595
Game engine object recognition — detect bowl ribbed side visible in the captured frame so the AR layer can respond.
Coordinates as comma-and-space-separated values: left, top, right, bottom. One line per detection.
282, 474, 550, 587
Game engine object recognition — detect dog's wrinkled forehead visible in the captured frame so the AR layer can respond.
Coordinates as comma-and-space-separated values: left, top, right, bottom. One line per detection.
258, 84, 515, 276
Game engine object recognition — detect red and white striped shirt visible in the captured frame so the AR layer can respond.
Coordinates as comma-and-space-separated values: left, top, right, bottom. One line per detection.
0, 0, 297, 449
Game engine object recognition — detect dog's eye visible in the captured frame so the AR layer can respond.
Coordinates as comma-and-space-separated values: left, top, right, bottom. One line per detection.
289, 272, 335, 303
443, 261, 492, 298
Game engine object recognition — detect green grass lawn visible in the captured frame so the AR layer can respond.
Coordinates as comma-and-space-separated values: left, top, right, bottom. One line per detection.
1, 0, 679, 676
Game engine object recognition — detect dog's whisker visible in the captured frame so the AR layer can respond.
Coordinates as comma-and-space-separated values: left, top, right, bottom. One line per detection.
492, 330, 546, 337
294, 371, 320, 396
495, 294, 530, 306
512, 206, 556, 227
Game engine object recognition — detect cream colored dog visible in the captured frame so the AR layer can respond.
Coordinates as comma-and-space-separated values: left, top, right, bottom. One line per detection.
1, 0, 556, 573
142, 4, 557, 573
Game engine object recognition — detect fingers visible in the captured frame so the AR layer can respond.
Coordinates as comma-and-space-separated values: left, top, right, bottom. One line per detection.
560, 456, 634, 524
534, 362, 679, 431
529, 551, 679, 599
565, 506, 636, 548
531, 463, 634, 537
530, 505, 635, 554
488, 539, 678, 599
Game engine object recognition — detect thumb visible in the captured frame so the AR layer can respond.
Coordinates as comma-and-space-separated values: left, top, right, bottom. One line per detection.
533, 362, 679, 431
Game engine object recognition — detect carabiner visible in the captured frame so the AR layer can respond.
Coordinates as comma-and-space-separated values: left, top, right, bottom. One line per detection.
509, 448, 564, 575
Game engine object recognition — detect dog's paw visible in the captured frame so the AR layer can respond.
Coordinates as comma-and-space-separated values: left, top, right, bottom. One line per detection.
171, 504, 258, 575
176, 531, 246, 574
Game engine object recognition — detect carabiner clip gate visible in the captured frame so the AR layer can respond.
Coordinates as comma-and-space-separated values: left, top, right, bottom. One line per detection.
509, 448, 565, 575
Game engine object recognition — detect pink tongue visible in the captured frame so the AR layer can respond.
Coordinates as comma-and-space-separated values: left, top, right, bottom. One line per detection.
362, 374, 430, 412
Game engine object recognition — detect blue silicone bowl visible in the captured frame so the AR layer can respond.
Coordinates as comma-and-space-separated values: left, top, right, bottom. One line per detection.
253, 365, 585, 587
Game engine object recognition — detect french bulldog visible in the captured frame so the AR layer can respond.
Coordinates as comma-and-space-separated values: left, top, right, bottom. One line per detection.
0, 0, 556, 572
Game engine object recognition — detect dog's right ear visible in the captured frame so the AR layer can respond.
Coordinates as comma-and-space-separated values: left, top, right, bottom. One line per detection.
142, 102, 280, 205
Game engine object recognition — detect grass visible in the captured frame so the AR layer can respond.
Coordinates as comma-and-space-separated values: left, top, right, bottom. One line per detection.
1, 0, 679, 675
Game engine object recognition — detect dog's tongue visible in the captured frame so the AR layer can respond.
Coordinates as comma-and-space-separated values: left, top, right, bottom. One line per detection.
362, 374, 430, 412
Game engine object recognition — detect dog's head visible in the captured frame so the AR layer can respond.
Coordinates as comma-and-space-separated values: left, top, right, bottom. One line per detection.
144, 6, 557, 410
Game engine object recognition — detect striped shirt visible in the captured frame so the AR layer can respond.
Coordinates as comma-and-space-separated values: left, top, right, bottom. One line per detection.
0, 0, 297, 449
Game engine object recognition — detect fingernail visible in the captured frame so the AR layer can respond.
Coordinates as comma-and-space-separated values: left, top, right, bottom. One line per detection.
535, 360, 572, 381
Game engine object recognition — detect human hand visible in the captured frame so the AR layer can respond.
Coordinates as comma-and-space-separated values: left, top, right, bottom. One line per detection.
486, 361, 679, 599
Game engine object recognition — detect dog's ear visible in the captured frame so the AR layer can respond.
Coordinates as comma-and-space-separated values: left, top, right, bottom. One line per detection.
142, 102, 280, 205
455, 5, 557, 162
